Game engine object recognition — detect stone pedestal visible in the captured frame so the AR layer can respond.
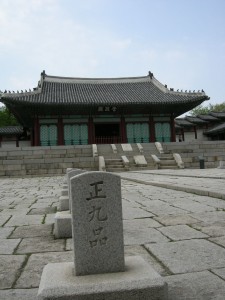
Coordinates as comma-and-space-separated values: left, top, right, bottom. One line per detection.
54, 211, 72, 238
38, 256, 168, 300
218, 161, 225, 169
59, 196, 69, 211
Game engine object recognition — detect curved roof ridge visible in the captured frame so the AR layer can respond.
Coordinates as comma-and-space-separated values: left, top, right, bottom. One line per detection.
44, 74, 150, 84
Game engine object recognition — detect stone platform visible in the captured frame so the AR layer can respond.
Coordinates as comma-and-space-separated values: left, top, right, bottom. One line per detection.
38, 256, 167, 300
1, 168, 225, 299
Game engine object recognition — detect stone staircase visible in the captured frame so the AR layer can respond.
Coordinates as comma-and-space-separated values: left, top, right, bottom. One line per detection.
97, 143, 179, 172
159, 153, 178, 169
104, 158, 127, 172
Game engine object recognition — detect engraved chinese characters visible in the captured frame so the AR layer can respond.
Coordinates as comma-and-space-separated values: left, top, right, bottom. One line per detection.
70, 172, 125, 276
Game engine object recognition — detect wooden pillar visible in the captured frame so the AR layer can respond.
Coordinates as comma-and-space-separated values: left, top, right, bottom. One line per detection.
194, 126, 197, 139
170, 116, 176, 142
149, 116, 155, 142
88, 116, 94, 144
58, 118, 64, 145
34, 117, 40, 146
182, 128, 185, 141
120, 116, 126, 143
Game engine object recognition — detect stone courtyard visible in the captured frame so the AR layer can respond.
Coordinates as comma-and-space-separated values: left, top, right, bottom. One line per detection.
1, 168, 225, 299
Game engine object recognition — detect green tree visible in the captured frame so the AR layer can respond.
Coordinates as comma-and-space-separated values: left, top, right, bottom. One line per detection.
0, 106, 19, 127
189, 102, 225, 116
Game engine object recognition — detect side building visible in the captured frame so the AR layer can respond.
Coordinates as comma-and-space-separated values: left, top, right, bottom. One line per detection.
175, 112, 225, 142
0, 71, 209, 147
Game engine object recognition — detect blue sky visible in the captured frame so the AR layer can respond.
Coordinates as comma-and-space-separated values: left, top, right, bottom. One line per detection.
0, 0, 225, 113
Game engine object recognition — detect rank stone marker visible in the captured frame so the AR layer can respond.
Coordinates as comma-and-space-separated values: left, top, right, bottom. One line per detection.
55, 169, 86, 238
38, 171, 168, 300
71, 171, 125, 275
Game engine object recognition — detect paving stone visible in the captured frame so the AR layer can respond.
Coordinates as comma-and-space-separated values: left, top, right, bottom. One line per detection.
5, 215, 44, 227
16, 237, 65, 254
0, 227, 14, 238
2, 208, 31, 215
154, 214, 200, 226
145, 239, 225, 274
9, 224, 53, 239
28, 207, 57, 215
209, 236, 225, 248
0, 214, 11, 226
124, 227, 169, 245
15, 251, 73, 288
122, 192, 149, 203
123, 217, 161, 229
192, 223, 225, 237
0, 288, 38, 300
192, 211, 225, 224
44, 214, 55, 224
143, 201, 187, 216
0, 238, 21, 254
170, 200, 215, 213
166, 271, 225, 300
122, 206, 155, 219
0, 254, 26, 288
66, 238, 73, 251
124, 245, 169, 276
157, 225, 209, 241
196, 197, 225, 210
212, 268, 225, 280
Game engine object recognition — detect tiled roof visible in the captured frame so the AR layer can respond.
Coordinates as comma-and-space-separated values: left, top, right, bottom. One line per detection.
1, 71, 209, 127
197, 114, 219, 121
204, 122, 225, 135
210, 112, 225, 118
186, 116, 208, 124
175, 118, 194, 127
1, 73, 208, 106
0, 126, 23, 135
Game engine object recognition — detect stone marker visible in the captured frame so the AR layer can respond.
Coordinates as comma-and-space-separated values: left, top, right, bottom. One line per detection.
218, 161, 225, 169
134, 155, 147, 166
54, 211, 72, 238
71, 171, 125, 275
55, 169, 86, 238
39, 171, 168, 300
68, 169, 87, 211
58, 169, 85, 212
121, 143, 133, 151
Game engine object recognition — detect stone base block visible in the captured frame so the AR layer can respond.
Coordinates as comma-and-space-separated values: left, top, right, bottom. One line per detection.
54, 211, 72, 239
218, 161, 225, 169
38, 256, 168, 300
59, 196, 69, 211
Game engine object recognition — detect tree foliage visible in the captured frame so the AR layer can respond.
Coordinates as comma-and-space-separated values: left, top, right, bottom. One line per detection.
189, 102, 225, 116
0, 106, 19, 127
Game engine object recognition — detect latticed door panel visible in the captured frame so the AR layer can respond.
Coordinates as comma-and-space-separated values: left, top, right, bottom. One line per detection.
40, 125, 49, 146
162, 123, 171, 142
64, 124, 88, 145
141, 123, 149, 143
126, 123, 134, 143
40, 125, 58, 146
64, 125, 72, 145
155, 123, 171, 142
80, 124, 88, 144
155, 123, 163, 142
126, 123, 150, 143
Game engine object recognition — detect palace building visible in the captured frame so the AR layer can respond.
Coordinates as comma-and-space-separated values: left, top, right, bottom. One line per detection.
0, 71, 209, 146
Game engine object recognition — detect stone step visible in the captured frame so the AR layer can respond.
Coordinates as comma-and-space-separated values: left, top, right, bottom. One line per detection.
160, 165, 177, 169
105, 161, 124, 166
160, 155, 174, 160
160, 160, 177, 166
106, 168, 126, 172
